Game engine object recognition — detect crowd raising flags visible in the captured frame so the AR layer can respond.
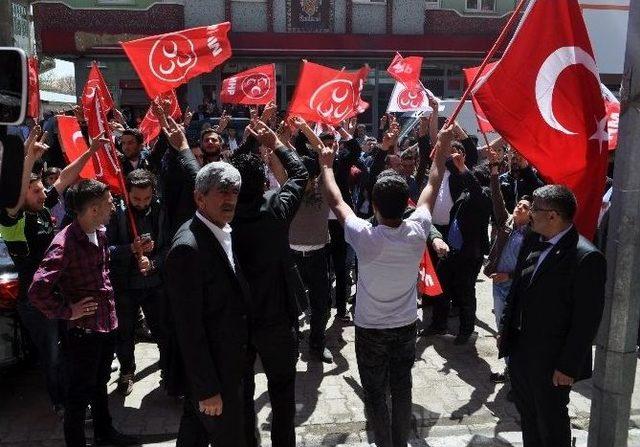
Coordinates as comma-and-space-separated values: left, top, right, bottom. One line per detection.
472, 0, 609, 239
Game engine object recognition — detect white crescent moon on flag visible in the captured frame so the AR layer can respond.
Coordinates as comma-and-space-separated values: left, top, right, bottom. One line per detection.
535, 46, 600, 136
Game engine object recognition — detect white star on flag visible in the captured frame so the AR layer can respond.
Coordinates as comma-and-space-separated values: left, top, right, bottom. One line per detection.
589, 116, 609, 154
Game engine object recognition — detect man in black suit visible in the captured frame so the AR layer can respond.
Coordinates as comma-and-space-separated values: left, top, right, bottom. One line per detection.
230, 122, 308, 447
165, 152, 251, 446
498, 184, 606, 447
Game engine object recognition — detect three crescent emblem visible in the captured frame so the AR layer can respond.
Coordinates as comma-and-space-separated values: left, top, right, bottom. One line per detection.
241, 74, 271, 100
309, 79, 355, 122
397, 88, 424, 110
535, 46, 600, 136
149, 33, 198, 83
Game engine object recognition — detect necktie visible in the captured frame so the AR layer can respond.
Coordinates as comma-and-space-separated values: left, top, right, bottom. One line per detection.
516, 239, 553, 330
519, 239, 553, 281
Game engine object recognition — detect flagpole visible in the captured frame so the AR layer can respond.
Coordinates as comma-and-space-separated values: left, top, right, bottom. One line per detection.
445, 0, 529, 127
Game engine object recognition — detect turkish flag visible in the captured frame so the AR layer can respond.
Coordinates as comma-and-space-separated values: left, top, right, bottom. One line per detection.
81, 71, 124, 195
473, 0, 608, 239
387, 53, 423, 90
288, 61, 370, 126
121, 22, 232, 99
139, 90, 182, 144
84, 62, 115, 114
57, 115, 95, 180
221, 64, 276, 105
600, 83, 619, 150
27, 57, 40, 120
418, 249, 443, 297
463, 63, 497, 133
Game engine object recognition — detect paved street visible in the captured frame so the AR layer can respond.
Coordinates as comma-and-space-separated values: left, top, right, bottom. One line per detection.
2, 276, 640, 446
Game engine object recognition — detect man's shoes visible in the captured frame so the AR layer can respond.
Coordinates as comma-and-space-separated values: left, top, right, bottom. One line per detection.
490, 371, 508, 383
336, 311, 351, 322
310, 347, 334, 364
135, 320, 153, 342
117, 374, 134, 396
419, 326, 447, 337
454, 332, 473, 345
95, 427, 139, 446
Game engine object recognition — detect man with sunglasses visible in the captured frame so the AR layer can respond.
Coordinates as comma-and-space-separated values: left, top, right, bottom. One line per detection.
498, 184, 606, 447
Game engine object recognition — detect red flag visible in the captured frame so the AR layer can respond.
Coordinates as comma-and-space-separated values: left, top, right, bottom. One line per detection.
418, 250, 443, 297
121, 23, 232, 99
81, 74, 124, 195
139, 90, 182, 144
288, 61, 369, 126
27, 57, 40, 120
473, 0, 608, 239
387, 53, 423, 90
463, 63, 497, 133
600, 84, 619, 150
57, 115, 95, 179
221, 64, 276, 105
84, 62, 115, 114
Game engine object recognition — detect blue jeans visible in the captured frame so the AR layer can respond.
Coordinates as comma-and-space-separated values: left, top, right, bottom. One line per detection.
355, 322, 416, 447
492, 281, 512, 331
17, 299, 65, 406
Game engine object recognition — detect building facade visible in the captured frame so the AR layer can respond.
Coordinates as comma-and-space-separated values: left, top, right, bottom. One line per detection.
33, 0, 627, 130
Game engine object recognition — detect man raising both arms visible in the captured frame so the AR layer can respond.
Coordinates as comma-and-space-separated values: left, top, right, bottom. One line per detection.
318, 125, 453, 447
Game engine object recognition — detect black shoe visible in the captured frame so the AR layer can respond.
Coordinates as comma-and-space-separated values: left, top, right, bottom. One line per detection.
454, 332, 473, 345
419, 326, 447, 337
135, 320, 153, 342
95, 427, 139, 446
310, 347, 333, 364
490, 371, 507, 383
336, 311, 351, 322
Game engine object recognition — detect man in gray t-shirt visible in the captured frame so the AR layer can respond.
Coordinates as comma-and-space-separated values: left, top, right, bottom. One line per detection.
318, 125, 453, 447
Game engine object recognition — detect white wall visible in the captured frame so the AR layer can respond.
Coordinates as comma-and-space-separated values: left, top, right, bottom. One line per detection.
579, 0, 629, 75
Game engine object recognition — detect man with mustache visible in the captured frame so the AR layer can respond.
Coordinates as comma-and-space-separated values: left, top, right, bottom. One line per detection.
164, 118, 250, 447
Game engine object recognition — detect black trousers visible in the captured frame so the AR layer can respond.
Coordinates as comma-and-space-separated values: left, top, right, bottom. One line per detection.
431, 253, 483, 335
244, 323, 298, 447
292, 247, 330, 349
114, 286, 167, 376
355, 323, 416, 447
62, 329, 115, 447
176, 390, 246, 447
328, 219, 349, 315
509, 348, 572, 447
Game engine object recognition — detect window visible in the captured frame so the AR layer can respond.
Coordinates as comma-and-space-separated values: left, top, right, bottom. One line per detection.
465, 0, 495, 12
424, 0, 440, 9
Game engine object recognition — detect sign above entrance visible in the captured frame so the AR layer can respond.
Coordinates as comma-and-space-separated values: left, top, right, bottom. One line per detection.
287, 0, 335, 33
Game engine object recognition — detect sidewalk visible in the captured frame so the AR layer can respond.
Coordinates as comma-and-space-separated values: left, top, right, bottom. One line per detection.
1, 277, 639, 446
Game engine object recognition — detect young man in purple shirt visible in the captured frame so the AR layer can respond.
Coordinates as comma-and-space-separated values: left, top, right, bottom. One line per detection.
29, 179, 137, 447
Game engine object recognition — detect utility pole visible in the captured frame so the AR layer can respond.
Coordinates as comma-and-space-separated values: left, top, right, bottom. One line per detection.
588, 2, 640, 446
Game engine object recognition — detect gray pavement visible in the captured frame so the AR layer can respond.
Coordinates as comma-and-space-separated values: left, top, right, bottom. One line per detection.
1, 276, 640, 446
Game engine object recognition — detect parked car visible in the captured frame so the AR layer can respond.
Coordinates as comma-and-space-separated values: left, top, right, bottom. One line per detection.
0, 238, 22, 368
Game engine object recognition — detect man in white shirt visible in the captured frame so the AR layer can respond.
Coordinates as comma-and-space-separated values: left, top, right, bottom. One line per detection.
318, 125, 454, 447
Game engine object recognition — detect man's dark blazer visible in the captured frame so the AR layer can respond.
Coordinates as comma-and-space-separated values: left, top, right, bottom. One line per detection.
164, 216, 251, 435
498, 226, 606, 381
231, 145, 309, 327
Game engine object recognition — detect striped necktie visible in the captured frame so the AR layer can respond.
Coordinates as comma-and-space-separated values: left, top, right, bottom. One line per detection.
520, 239, 554, 281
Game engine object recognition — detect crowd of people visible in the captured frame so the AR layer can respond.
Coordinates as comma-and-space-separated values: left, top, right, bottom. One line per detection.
0, 95, 609, 447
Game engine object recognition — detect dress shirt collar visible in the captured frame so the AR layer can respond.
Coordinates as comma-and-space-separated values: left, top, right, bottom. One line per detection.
541, 224, 573, 246
195, 211, 233, 241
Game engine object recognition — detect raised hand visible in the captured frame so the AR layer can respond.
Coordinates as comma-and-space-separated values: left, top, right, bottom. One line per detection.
289, 115, 306, 129
89, 131, 110, 154
151, 98, 170, 129
73, 105, 85, 124
182, 106, 193, 128
253, 120, 280, 149
162, 116, 189, 151
319, 141, 338, 167
261, 101, 277, 123
25, 126, 49, 160
216, 110, 230, 133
